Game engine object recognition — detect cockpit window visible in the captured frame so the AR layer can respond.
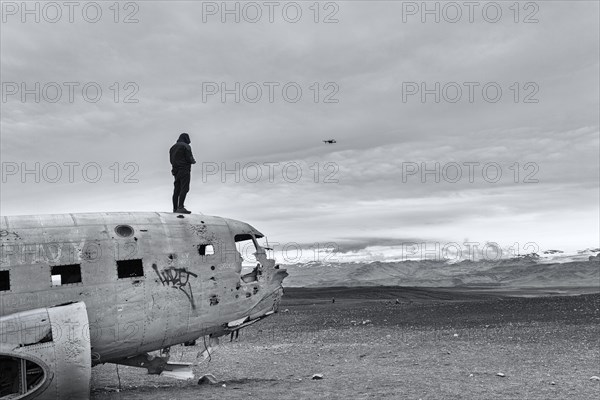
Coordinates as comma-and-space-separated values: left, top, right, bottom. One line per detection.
234, 233, 254, 243
234, 234, 259, 272
255, 236, 273, 252
236, 234, 271, 284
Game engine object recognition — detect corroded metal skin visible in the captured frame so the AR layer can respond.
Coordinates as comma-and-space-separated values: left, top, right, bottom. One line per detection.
0, 212, 287, 399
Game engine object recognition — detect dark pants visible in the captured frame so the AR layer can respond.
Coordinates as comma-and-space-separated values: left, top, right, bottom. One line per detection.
172, 169, 191, 211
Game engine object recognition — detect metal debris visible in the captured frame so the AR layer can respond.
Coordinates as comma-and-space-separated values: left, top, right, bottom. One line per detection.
198, 374, 218, 385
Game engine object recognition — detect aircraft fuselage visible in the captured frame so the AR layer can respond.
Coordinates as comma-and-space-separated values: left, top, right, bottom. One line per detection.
0, 212, 287, 365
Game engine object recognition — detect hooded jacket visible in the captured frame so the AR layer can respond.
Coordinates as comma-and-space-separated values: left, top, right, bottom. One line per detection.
170, 133, 196, 172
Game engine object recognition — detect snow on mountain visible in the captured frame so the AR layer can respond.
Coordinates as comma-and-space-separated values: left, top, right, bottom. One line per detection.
282, 254, 600, 288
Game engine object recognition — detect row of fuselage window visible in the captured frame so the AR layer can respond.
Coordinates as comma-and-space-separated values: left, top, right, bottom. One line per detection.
0, 259, 144, 291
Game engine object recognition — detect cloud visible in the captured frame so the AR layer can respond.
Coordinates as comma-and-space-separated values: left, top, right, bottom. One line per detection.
1, 1, 598, 255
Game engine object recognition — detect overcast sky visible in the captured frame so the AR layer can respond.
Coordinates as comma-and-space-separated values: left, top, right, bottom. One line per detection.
1, 1, 598, 261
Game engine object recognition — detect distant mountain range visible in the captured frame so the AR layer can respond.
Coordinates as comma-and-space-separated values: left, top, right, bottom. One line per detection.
281, 252, 600, 288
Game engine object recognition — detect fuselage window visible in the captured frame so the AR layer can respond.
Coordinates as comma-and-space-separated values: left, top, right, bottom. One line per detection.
198, 244, 215, 256
0, 270, 9, 291
51, 264, 82, 286
117, 259, 144, 278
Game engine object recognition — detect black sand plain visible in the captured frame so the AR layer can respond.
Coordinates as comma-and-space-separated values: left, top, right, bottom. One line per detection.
91, 286, 600, 399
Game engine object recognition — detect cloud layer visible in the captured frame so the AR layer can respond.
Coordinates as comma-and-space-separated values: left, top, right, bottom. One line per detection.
1, 1, 598, 256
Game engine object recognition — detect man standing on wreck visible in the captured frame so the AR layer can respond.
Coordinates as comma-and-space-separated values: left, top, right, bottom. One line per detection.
170, 132, 196, 214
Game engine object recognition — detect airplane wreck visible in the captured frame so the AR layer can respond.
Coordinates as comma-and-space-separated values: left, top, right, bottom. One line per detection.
0, 212, 287, 399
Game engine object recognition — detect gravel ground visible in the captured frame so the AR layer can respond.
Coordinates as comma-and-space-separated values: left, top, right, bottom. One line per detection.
91, 288, 600, 399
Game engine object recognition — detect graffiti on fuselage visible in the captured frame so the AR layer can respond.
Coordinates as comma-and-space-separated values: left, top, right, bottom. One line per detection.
152, 264, 198, 309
